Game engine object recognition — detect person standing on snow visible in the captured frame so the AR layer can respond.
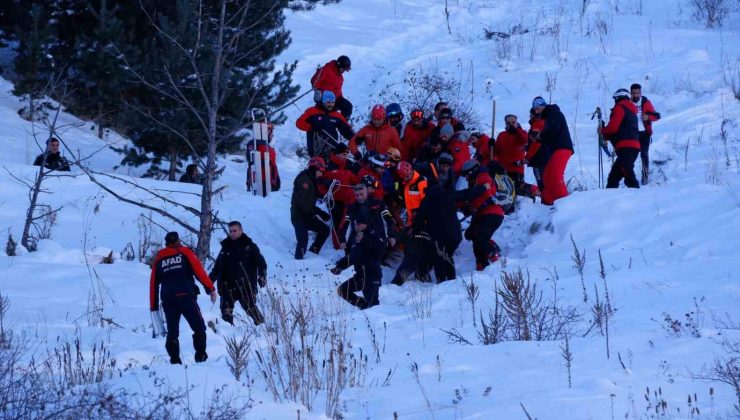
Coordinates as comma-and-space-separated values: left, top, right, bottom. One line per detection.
311, 55, 353, 118
296, 90, 354, 159
630, 83, 661, 185
494, 114, 539, 199
401, 108, 434, 162
599, 88, 641, 189
209, 221, 267, 326
33, 137, 71, 171
349, 104, 402, 159
386, 103, 405, 137
531, 97, 573, 205
333, 184, 389, 310
149, 232, 217, 364
291, 157, 331, 259
457, 160, 504, 271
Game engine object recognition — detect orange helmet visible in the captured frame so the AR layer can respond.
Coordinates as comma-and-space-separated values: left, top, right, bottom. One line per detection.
386, 147, 401, 162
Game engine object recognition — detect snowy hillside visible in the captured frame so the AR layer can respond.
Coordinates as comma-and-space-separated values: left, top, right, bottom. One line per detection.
1, 0, 740, 419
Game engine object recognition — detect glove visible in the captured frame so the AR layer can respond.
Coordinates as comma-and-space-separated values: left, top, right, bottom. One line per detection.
355, 136, 365, 146
330, 266, 342, 275
315, 209, 331, 222
307, 115, 321, 127
257, 275, 267, 288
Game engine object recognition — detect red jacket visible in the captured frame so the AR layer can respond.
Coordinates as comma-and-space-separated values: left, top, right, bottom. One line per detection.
638, 97, 660, 135
472, 133, 493, 166
525, 118, 545, 162
445, 138, 471, 177
322, 154, 358, 204
149, 245, 214, 310
471, 173, 504, 217
602, 100, 640, 150
311, 60, 344, 98
494, 127, 528, 175
295, 105, 350, 133
357, 166, 385, 201
401, 121, 434, 162
350, 122, 402, 155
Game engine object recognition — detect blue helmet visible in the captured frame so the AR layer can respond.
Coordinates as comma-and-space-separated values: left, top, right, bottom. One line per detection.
386, 103, 403, 119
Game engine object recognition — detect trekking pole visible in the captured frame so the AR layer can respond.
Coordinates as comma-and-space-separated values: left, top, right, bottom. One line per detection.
489, 100, 497, 160
591, 107, 611, 189
266, 88, 313, 119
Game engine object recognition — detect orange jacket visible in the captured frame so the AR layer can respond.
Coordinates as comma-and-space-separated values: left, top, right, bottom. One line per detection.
494, 127, 528, 174
349, 122, 402, 155
403, 171, 428, 226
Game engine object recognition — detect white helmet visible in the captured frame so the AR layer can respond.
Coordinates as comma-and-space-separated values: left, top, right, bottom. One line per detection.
612, 88, 630, 100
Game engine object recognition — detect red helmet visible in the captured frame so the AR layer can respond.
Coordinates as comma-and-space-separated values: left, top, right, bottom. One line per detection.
371, 104, 386, 121
308, 156, 326, 171
396, 161, 413, 179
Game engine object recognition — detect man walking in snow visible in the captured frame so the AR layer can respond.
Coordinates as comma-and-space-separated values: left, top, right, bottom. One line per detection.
209, 221, 267, 326
599, 88, 641, 188
333, 184, 388, 310
630, 83, 661, 185
531, 97, 573, 205
291, 156, 331, 259
149, 232, 217, 364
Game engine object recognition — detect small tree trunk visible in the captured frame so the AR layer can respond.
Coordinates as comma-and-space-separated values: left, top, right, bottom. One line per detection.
97, 103, 104, 139
21, 165, 46, 250
196, 110, 218, 260
168, 146, 178, 181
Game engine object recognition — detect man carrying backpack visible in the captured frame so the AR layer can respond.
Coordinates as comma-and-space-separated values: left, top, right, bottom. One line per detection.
630, 83, 661, 185
599, 88, 641, 188
457, 160, 505, 271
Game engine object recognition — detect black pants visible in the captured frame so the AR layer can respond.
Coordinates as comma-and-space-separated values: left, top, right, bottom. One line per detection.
162, 295, 207, 363
292, 214, 330, 259
607, 148, 640, 189
338, 262, 381, 309
639, 131, 651, 184
220, 284, 264, 326
470, 214, 504, 266
531, 166, 545, 191
391, 234, 434, 285
336, 96, 353, 119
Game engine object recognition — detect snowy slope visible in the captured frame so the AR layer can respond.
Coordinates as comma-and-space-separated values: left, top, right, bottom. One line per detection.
1, 0, 740, 419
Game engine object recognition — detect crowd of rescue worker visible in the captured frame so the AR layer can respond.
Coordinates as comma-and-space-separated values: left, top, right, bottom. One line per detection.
145, 55, 659, 363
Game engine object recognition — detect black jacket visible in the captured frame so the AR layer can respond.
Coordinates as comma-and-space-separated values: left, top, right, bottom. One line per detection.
209, 233, 267, 293
345, 199, 388, 264
539, 104, 574, 153
415, 161, 456, 192
179, 173, 201, 184
291, 169, 323, 222
33, 152, 70, 171
413, 184, 462, 250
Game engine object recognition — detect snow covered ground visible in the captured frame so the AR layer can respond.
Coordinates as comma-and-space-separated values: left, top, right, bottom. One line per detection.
1, 0, 739, 418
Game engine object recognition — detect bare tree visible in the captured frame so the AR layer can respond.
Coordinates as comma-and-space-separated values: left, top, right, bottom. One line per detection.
95, 0, 290, 259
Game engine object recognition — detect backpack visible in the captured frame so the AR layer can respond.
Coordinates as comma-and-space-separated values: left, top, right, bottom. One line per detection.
493, 173, 516, 207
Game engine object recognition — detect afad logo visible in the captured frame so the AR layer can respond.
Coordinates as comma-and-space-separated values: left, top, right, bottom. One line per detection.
161, 255, 183, 268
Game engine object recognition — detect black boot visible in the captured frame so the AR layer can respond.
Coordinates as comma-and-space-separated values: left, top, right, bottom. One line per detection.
165, 337, 181, 364
193, 332, 208, 363
247, 306, 265, 326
